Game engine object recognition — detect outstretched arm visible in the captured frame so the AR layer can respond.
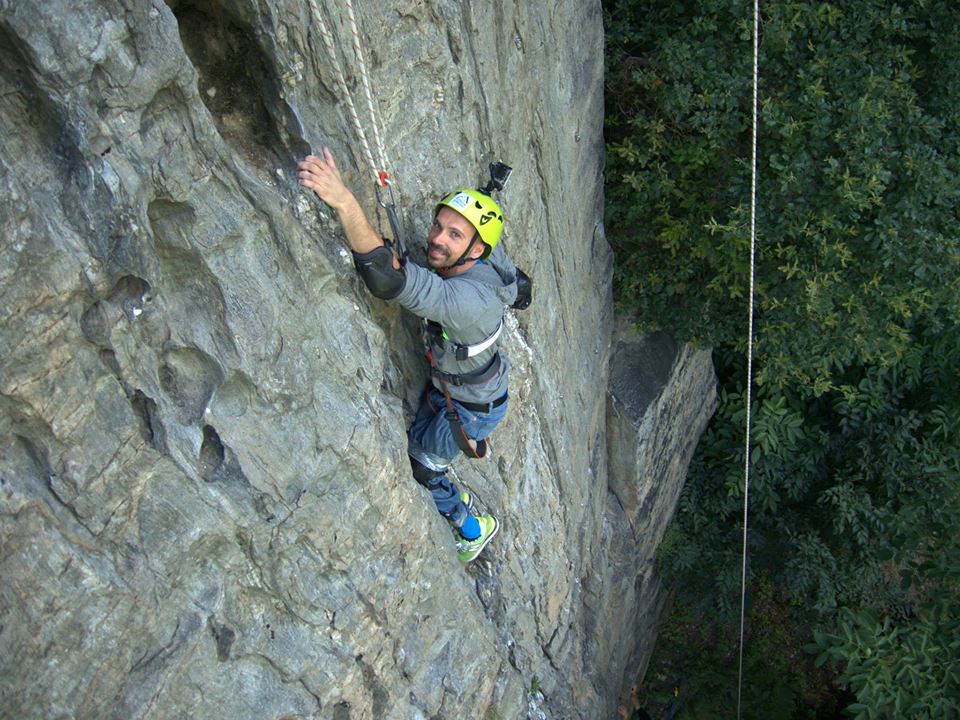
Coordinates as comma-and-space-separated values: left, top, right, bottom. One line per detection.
297, 147, 385, 256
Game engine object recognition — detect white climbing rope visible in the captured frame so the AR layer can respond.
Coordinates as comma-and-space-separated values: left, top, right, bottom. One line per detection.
736, 0, 760, 717
306, 0, 391, 186
344, 0, 390, 180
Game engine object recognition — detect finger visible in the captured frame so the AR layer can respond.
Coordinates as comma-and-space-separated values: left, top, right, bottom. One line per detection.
297, 157, 319, 173
296, 170, 317, 189
297, 169, 321, 188
323, 146, 337, 170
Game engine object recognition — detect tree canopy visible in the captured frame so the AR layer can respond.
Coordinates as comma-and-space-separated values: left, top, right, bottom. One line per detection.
604, 0, 960, 716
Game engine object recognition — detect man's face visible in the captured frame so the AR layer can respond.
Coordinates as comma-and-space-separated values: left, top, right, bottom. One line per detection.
427, 207, 482, 269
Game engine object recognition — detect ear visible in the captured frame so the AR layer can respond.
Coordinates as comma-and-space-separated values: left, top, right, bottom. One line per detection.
468, 239, 487, 261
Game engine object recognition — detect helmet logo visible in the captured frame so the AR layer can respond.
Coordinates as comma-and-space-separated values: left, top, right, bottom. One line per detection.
448, 192, 471, 211
478, 211, 498, 226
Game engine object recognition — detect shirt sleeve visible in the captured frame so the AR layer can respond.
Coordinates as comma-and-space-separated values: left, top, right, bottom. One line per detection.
488, 242, 517, 279
393, 261, 487, 330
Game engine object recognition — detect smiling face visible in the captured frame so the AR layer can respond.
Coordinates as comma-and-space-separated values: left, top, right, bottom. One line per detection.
426, 206, 485, 271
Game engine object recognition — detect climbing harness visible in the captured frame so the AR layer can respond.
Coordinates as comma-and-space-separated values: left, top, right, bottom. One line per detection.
427, 319, 504, 361
736, 0, 760, 717
424, 319, 506, 460
423, 304, 508, 459
307, 0, 407, 259
428, 354, 502, 388
419, 161, 522, 459
306, 6, 530, 468
426, 363, 505, 460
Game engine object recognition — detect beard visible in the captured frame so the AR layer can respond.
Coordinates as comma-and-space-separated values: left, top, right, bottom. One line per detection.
426, 241, 452, 268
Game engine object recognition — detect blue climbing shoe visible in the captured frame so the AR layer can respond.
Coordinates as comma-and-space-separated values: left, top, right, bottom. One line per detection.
457, 515, 499, 563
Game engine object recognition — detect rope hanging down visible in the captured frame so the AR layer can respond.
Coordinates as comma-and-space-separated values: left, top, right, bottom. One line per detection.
306, 0, 406, 258
736, 0, 760, 717
343, 0, 390, 185
306, 0, 391, 187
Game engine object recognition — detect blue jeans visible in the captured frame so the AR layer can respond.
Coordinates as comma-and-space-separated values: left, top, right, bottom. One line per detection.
407, 386, 508, 527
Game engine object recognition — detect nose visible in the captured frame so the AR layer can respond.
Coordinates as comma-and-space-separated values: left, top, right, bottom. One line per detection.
429, 226, 450, 246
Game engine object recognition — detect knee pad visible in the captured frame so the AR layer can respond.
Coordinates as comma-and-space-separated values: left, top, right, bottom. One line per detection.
409, 456, 443, 488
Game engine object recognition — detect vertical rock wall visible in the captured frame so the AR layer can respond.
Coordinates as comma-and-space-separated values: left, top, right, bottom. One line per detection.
0, 1, 716, 718
605, 329, 717, 697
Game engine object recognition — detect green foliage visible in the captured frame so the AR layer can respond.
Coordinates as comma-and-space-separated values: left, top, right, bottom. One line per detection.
605, 0, 960, 716
606, 0, 960, 387
606, 0, 756, 348
812, 548, 960, 720
641, 575, 839, 719
655, 322, 960, 711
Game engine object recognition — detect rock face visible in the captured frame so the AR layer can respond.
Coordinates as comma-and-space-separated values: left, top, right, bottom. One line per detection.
605, 329, 718, 692
0, 2, 716, 719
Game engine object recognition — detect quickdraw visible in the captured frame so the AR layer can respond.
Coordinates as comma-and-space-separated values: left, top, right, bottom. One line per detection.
376, 180, 407, 262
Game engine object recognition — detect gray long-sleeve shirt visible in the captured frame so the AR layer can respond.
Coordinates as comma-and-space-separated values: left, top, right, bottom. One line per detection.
394, 244, 518, 404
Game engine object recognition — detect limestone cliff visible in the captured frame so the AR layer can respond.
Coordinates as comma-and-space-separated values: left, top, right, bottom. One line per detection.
0, 1, 716, 718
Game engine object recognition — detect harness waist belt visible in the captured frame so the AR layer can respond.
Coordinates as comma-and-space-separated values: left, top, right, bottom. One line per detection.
428, 318, 504, 362
456, 393, 508, 414
455, 318, 503, 361
429, 352, 501, 386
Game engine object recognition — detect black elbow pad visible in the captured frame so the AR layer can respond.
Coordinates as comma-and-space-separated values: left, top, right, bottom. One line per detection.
353, 245, 406, 299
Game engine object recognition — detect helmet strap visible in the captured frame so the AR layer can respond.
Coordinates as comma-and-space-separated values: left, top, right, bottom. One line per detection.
444, 232, 481, 270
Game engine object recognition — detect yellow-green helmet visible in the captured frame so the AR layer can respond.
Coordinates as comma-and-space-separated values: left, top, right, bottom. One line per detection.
435, 188, 504, 258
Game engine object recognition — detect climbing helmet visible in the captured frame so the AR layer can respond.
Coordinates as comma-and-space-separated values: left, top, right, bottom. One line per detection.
435, 188, 504, 258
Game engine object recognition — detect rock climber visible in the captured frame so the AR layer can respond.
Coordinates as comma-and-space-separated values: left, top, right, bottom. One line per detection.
297, 147, 520, 563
